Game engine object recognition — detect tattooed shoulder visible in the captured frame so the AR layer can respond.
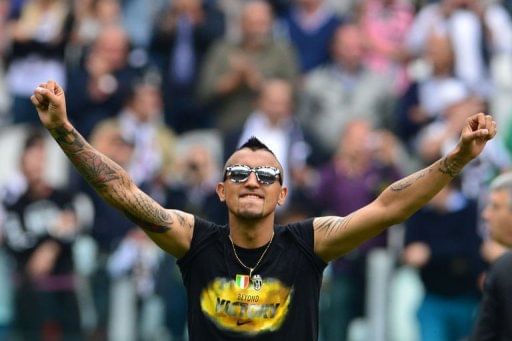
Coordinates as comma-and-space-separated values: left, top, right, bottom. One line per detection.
171, 210, 194, 230
314, 216, 353, 238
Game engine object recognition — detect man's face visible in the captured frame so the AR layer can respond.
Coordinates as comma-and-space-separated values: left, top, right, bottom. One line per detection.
259, 81, 292, 124
131, 84, 163, 121
21, 142, 46, 186
331, 26, 364, 71
483, 189, 512, 248
240, 2, 272, 44
425, 33, 454, 72
217, 149, 287, 220
94, 28, 129, 70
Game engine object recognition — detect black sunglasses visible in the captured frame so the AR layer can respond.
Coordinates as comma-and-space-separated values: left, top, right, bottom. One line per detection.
223, 164, 282, 185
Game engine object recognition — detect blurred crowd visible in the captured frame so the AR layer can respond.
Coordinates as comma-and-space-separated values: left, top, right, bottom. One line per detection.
1, 0, 512, 340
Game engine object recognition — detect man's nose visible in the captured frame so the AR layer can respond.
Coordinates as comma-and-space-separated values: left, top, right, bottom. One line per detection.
244, 171, 260, 187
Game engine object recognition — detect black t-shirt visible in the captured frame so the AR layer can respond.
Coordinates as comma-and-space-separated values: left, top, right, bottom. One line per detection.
178, 217, 327, 340
405, 199, 484, 297
472, 252, 512, 341
3, 189, 76, 275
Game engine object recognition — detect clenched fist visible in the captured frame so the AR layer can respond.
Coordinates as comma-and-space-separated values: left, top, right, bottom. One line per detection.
457, 113, 497, 161
31, 80, 69, 130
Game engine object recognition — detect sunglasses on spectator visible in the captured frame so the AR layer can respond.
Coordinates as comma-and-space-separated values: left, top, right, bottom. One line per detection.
223, 165, 282, 185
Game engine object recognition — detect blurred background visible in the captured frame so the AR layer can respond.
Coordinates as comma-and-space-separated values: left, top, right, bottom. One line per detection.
1, 0, 512, 340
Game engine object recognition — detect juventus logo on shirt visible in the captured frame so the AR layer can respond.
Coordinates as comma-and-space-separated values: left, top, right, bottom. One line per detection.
252, 274, 263, 291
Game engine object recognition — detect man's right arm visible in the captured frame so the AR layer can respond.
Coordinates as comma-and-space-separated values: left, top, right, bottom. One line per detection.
32, 81, 194, 258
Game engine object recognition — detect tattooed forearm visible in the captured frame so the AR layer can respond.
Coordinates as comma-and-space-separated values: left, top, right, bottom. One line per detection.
50, 125, 123, 188
71, 149, 123, 188
103, 184, 173, 233
390, 167, 431, 192
390, 154, 465, 193
49, 123, 173, 232
314, 216, 353, 238
49, 125, 86, 153
438, 156, 464, 177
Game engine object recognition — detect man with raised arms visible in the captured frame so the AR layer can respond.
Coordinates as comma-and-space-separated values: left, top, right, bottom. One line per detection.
31, 81, 496, 340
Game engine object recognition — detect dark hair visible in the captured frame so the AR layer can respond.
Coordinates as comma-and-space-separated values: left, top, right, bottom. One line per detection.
23, 127, 46, 151
224, 137, 284, 184
124, 70, 162, 106
237, 136, 276, 156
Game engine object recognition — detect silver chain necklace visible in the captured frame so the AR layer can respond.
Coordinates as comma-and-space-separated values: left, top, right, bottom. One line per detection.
229, 232, 274, 279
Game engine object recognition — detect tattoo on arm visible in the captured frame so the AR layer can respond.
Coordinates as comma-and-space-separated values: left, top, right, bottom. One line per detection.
315, 216, 353, 238
49, 126, 85, 153
390, 155, 465, 193
125, 211, 171, 233
174, 211, 193, 230
390, 168, 430, 192
50, 126, 123, 188
72, 150, 123, 188
438, 156, 463, 177
49, 125, 173, 233
119, 191, 172, 233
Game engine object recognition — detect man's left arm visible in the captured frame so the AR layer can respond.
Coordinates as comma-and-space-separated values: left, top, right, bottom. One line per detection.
314, 113, 496, 262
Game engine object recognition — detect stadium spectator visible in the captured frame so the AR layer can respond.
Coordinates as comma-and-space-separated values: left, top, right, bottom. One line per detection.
299, 23, 395, 160
314, 119, 403, 341
405, 0, 512, 97
358, 0, 414, 95
96, 79, 177, 186
5, 0, 72, 124
2, 129, 83, 339
149, 0, 225, 132
395, 32, 479, 150
198, 0, 299, 133
66, 25, 139, 138
278, 0, 342, 72
404, 180, 485, 341
472, 172, 512, 340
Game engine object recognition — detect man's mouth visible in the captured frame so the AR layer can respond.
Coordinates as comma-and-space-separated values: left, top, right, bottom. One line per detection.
240, 193, 264, 199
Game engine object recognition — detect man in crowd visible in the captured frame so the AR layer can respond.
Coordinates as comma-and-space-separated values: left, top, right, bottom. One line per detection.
2, 129, 82, 339
472, 172, 512, 340
198, 0, 298, 133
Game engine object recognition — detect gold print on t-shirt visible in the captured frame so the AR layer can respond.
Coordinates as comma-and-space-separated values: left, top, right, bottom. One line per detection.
200, 277, 293, 335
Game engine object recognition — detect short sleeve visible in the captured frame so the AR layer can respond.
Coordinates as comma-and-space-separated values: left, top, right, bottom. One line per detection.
285, 218, 327, 274
177, 216, 224, 281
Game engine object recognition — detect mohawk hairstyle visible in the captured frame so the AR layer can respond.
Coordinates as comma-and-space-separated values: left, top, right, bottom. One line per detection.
237, 136, 276, 156
225, 136, 284, 184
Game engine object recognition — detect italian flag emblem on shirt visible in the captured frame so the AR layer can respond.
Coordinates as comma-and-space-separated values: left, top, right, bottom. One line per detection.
235, 274, 250, 289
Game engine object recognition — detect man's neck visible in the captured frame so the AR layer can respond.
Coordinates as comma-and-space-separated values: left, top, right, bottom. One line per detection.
27, 181, 52, 200
229, 215, 275, 248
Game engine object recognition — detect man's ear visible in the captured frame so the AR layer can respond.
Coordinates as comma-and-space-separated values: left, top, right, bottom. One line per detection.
216, 182, 226, 202
277, 186, 288, 206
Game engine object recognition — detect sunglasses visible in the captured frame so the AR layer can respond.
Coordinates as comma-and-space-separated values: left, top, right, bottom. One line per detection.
224, 164, 282, 185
